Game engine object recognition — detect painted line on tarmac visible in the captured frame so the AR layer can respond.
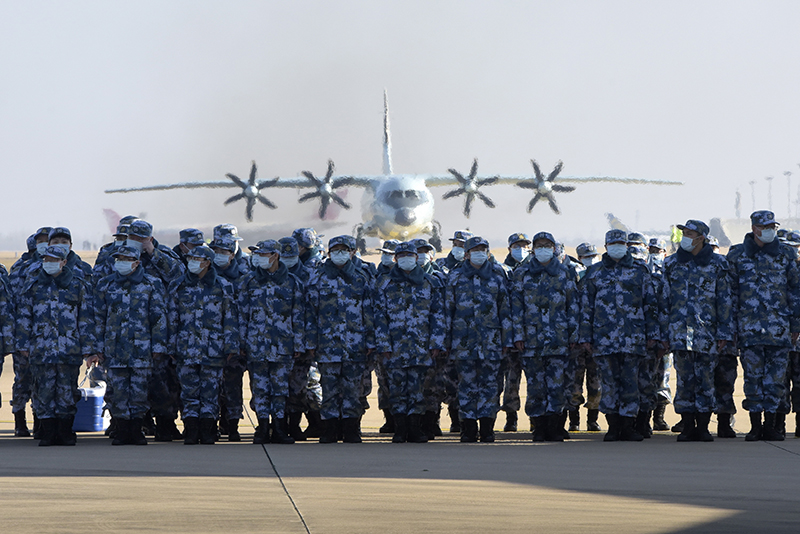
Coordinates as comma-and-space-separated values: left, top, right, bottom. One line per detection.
764, 441, 800, 457
244, 408, 312, 534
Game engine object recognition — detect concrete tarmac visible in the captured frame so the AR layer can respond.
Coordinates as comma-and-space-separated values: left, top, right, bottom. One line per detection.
2, 367, 800, 533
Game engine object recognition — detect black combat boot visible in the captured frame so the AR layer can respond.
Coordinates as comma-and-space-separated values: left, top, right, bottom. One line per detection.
251, 417, 269, 444
558, 411, 571, 439
587, 409, 601, 431
33, 413, 42, 440
287, 412, 306, 441
433, 406, 443, 437
775, 413, 787, 438
304, 410, 323, 438
183, 417, 200, 445
155, 416, 176, 442
105, 416, 116, 439
620, 416, 644, 441
762, 413, 785, 441
531, 416, 548, 442
422, 411, 438, 440
408, 414, 429, 443
677, 413, 696, 442
112, 419, 130, 446
38, 419, 58, 447
14, 410, 31, 437
341, 418, 362, 443
504, 410, 518, 432
671, 417, 684, 433
568, 408, 580, 432
227, 418, 241, 442
129, 418, 148, 445
57, 416, 77, 446
546, 414, 564, 442
270, 416, 295, 444
199, 418, 217, 444
448, 404, 461, 433
142, 410, 156, 436
694, 413, 714, 442
603, 414, 621, 442
319, 419, 338, 443
379, 409, 395, 434
217, 415, 228, 437
745, 412, 762, 442
796, 412, 800, 438
392, 414, 408, 443
652, 402, 669, 431
635, 411, 652, 439
717, 413, 737, 438
478, 417, 496, 443
460, 419, 478, 442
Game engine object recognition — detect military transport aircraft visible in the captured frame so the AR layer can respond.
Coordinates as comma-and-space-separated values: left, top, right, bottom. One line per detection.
106, 91, 682, 251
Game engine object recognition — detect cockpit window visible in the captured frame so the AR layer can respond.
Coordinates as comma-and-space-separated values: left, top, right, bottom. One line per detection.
384, 189, 425, 209
405, 190, 419, 199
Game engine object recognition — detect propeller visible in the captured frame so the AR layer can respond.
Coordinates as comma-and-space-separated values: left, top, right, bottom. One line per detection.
299, 159, 352, 219
442, 158, 498, 217
516, 159, 575, 214
224, 161, 279, 222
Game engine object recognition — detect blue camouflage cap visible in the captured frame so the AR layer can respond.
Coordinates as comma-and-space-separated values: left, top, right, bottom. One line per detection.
292, 228, 318, 248
251, 239, 279, 254
531, 231, 556, 246
210, 238, 237, 253
677, 219, 710, 237
627, 232, 647, 246
113, 224, 130, 237
48, 227, 71, 241
344, 235, 358, 250
179, 228, 205, 245
648, 237, 667, 250
378, 239, 401, 254
411, 238, 434, 252
708, 235, 721, 247
128, 220, 153, 238
186, 244, 215, 261
576, 242, 598, 257
605, 229, 628, 244
111, 244, 141, 260
34, 227, 53, 239
750, 210, 779, 227
394, 242, 418, 255
784, 231, 800, 246
278, 237, 299, 257
508, 232, 531, 246
42, 245, 68, 260
119, 215, 139, 226
449, 230, 473, 242
213, 224, 243, 241
26, 234, 36, 252
328, 235, 353, 250
464, 236, 489, 252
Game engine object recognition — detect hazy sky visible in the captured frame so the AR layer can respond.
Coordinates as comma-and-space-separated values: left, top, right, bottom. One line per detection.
2, 1, 800, 249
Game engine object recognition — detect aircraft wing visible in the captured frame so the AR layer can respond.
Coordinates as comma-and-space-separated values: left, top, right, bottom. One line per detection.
104, 175, 376, 194
423, 175, 683, 187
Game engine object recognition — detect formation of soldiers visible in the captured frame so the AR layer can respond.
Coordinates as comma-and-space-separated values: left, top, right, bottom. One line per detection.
2, 209, 799, 446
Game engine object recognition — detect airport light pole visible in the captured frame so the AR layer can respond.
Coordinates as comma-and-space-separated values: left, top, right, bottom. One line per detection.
765, 176, 774, 211
786, 171, 793, 220
749, 180, 756, 212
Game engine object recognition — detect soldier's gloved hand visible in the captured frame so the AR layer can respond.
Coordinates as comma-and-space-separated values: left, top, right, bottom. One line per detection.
717, 340, 728, 352
581, 343, 592, 354
514, 341, 525, 351
431, 349, 440, 358
85, 354, 103, 368
293, 352, 302, 359
307, 349, 316, 359
143, 238, 156, 256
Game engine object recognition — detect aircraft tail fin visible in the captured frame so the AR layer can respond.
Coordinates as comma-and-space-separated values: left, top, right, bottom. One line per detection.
103, 208, 121, 236
383, 89, 393, 175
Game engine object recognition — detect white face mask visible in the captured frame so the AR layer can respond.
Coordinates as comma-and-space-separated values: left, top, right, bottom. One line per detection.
510, 247, 529, 262
533, 247, 554, 264
36, 242, 48, 256
397, 256, 417, 272
113, 240, 124, 248
214, 253, 231, 267
680, 236, 697, 252
42, 261, 62, 276
417, 252, 430, 267
759, 228, 777, 243
649, 253, 665, 266
187, 259, 204, 274
115, 260, 135, 276
330, 250, 350, 266
126, 239, 143, 252
607, 244, 628, 260
469, 251, 488, 266
252, 255, 272, 270
380, 253, 394, 266
282, 256, 299, 269
629, 245, 647, 260
451, 246, 465, 262
581, 256, 598, 268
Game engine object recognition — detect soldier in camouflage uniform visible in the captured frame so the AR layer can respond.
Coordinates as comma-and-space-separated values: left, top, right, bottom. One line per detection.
91, 245, 168, 446
435, 230, 472, 271
306, 235, 375, 444
293, 227, 324, 269
727, 210, 800, 441
647, 237, 673, 432
0, 271, 14, 430
782, 230, 800, 437
662, 220, 734, 442
374, 242, 446, 443
579, 229, 662, 442
93, 217, 138, 283
214, 224, 250, 273
47, 227, 93, 281
375, 239, 400, 434
238, 240, 305, 444
168, 245, 239, 445
445, 236, 513, 443
512, 232, 580, 442
172, 228, 205, 266
16, 244, 97, 446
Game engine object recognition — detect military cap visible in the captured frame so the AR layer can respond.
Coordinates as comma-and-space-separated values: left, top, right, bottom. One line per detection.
278, 237, 299, 257
531, 232, 556, 246
292, 228, 318, 248
34, 227, 53, 239
213, 224, 243, 241
328, 235, 353, 250
210, 238, 237, 253
576, 242, 599, 257
750, 210, 779, 227
411, 238, 434, 252
777, 228, 789, 242
42, 245, 68, 260
48, 227, 72, 241
25, 234, 36, 253
464, 236, 489, 252
394, 242, 418, 255
344, 235, 358, 250
785, 231, 800, 246
119, 215, 139, 226
677, 219, 710, 237
113, 223, 130, 237
179, 228, 205, 245
605, 229, 628, 244
648, 238, 667, 250
508, 233, 531, 246
251, 240, 279, 254
708, 235, 720, 247
128, 220, 153, 238
378, 239, 401, 254
627, 232, 647, 246
449, 230, 473, 242
186, 244, 215, 262
111, 245, 141, 260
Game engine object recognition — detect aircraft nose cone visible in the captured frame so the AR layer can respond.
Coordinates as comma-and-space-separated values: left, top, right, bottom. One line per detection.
395, 208, 416, 227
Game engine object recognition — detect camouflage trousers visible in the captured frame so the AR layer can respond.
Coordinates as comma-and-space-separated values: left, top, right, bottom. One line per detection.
521, 352, 568, 417
149, 356, 181, 418
376, 359, 390, 411
179, 364, 223, 419
221, 353, 246, 420
105, 367, 151, 419
422, 353, 450, 412
318, 361, 366, 420
715, 354, 738, 414
437, 355, 459, 407
287, 352, 312, 415
360, 357, 375, 412
385, 364, 430, 416
568, 346, 601, 410
500, 349, 523, 413
11, 353, 34, 413
637, 351, 663, 411
248, 360, 291, 419
656, 352, 673, 404
740, 345, 789, 413
594, 353, 640, 417
30, 363, 81, 418
455, 356, 502, 420
673, 350, 715, 414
